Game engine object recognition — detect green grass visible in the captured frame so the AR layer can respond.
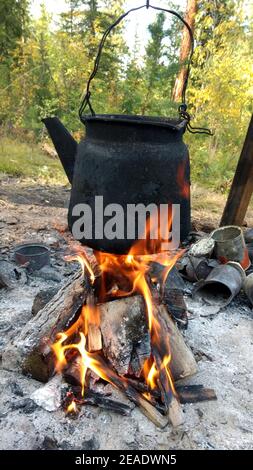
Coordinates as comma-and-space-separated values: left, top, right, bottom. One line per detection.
0, 136, 67, 184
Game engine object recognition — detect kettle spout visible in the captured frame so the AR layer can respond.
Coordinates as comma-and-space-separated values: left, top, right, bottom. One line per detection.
42, 117, 77, 184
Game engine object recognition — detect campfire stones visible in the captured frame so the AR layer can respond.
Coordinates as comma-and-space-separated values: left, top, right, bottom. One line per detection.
100, 295, 150, 376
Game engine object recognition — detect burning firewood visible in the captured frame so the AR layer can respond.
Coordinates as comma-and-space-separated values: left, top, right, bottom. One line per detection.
123, 386, 169, 428
176, 385, 217, 404
87, 323, 102, 352
99, 295, 150, 376
85, 293, 102, 352
63, 388, 132, 416
167, 395, 184, 427
2, 241, 210, 430
157, 305, 197, 381
2, 270, 91, 382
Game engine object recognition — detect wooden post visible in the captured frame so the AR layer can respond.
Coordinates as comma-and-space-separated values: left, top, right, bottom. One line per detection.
220, 114, 253, 226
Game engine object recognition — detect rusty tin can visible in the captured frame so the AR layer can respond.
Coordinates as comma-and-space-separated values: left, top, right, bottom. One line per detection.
211, 226, 250, 270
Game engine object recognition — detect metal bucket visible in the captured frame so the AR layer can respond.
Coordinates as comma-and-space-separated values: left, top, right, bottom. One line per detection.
193, 261, 246, 307
211, 226, 250, 270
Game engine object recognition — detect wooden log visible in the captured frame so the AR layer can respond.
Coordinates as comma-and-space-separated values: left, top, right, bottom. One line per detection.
81, 390, 132, 416
125, 378, 159, 397
220, 114, 253, 226
149, 264, 188, 327
2, 271, 90, 382
77, 350, 169, 429
167, 395, 184, 427
88, 324, 102, 352
153, 346, 184, 427
163, 289, 188, 328
157, 305, 197, 381
63, 356, 83, 386
99, 295, 151, 376
86, 293, 102, 352
176, 385, 217, 404
123, 385, 169, 429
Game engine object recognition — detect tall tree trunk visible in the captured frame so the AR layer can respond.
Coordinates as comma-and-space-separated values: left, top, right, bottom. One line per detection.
172, 0, 197, 103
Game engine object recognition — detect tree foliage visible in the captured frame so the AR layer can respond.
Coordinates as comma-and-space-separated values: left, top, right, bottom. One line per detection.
0, 0, 252, 188
186, 0, 253, 187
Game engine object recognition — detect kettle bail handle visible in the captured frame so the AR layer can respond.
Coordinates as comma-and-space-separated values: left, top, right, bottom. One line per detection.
79, 2, 194, 122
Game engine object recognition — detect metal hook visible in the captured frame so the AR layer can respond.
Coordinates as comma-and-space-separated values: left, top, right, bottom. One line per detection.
146, 0, 150, 8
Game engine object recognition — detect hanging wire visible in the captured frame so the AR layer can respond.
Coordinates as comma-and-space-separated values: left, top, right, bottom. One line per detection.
179, 105, 213, 136
79, 2, 213, 136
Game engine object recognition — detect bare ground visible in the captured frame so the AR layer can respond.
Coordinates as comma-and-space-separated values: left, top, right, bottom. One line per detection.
0, 176, 252, 450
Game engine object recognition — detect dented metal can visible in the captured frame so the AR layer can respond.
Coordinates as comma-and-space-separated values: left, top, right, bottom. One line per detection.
211, 226, 250, 270
193, 261, 246, 307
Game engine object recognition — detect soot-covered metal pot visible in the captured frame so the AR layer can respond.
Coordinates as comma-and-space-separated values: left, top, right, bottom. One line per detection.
42, 4, 211, 254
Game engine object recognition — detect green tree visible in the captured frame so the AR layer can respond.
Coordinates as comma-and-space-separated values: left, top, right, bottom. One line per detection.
60, 0, 82, 36
54, 0, 127, 128
0, 0, 29, 60
82, 0, 126, 113
121, 30, 143, 114
0, 0, 30, 123
140, 11, 181, 116
186, 0, 253, 188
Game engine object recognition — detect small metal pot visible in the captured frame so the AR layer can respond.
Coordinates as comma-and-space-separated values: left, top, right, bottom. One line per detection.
193, 261, 246, 307
14, 243, 50, 272
211, 226, 250, 270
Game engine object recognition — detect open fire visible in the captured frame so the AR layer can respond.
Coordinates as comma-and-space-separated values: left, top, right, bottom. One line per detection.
51, 213, 184, 426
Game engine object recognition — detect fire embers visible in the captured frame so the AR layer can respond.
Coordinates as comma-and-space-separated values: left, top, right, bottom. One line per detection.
51, 228, 188, 427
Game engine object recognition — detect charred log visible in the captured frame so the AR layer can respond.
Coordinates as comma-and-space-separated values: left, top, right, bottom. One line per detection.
2, 271, 91, 382
157, 305, 197, 381
99, 295, 151, 376
176, 385, 217, 404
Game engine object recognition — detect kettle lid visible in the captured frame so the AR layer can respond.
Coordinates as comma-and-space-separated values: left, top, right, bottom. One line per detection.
83, 114, 188, 131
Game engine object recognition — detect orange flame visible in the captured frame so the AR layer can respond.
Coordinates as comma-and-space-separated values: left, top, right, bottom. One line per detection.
52, 206, 182, 406
67, 400, 78, 414
65, 253, 95, 284
143, 360, 159, 390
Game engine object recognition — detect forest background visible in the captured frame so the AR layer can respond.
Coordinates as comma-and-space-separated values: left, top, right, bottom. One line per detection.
0, 0, 252, 191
